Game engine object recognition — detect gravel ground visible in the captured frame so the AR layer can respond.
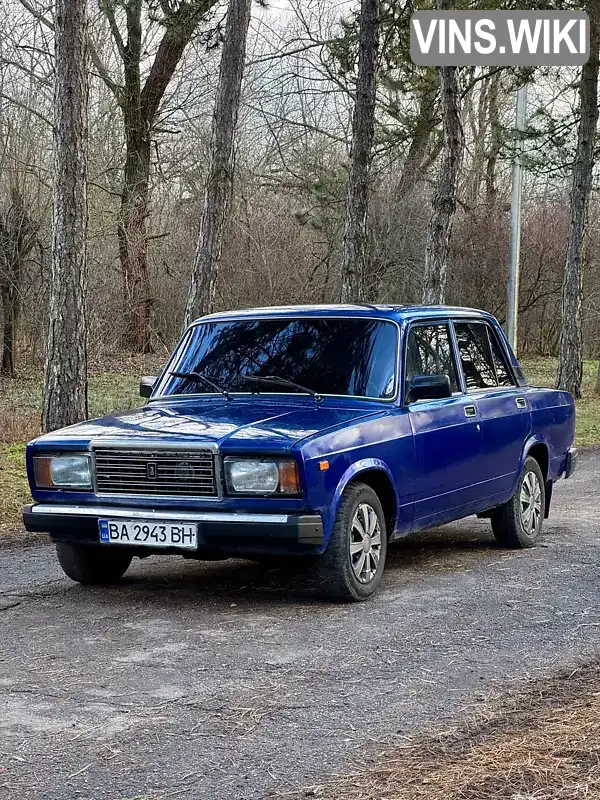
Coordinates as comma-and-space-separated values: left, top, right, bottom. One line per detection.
0, 450, 598, 800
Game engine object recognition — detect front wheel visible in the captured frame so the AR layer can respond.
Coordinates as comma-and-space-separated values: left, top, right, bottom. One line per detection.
311, 482, 388, 602
491, 456, 546, 548
56, 542, 133, 584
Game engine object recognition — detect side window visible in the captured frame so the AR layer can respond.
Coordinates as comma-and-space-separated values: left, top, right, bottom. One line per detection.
488, 328, 515, 387
454, 322, 498, 390
405, 324, 458, 394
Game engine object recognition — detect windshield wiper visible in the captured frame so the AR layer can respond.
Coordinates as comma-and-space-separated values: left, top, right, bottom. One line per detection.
170, 371, 232, 400
243, 375, 323, 403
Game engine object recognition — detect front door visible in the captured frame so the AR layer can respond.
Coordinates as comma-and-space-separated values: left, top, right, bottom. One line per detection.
405, 322, 483, 530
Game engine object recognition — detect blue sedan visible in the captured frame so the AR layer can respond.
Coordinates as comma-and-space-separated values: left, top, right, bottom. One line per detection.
23, 305, 577, 601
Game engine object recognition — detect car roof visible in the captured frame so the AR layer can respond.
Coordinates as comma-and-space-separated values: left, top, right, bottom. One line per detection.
194, 304, 496, 325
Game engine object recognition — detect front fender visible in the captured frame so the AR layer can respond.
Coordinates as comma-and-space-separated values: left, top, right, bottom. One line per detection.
323, 458, 399, 546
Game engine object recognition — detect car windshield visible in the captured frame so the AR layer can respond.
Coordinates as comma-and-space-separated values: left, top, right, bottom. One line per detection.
155, 317, 398, 400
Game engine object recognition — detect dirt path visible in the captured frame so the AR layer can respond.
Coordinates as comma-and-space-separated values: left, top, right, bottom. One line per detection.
0, 452, 598, 799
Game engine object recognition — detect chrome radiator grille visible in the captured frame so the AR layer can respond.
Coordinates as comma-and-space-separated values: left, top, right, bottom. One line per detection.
93, 448, 218, 497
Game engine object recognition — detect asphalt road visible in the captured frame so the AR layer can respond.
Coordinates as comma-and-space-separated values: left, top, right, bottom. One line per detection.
1, 451, 599, 800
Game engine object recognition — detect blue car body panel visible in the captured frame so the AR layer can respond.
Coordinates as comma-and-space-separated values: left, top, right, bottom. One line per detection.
24, 304, 576, 555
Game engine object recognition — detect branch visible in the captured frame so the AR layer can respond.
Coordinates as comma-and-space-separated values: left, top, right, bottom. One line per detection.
16, 0, 121, 98
140, 0, 218, 124
0, 58, 52, 87
0, 92, 53, 127
99, 0, 126, 59
243, 102, 349, 145
16, 0, 53, 30
246, 39, 336, 66
89, 46, 122, 97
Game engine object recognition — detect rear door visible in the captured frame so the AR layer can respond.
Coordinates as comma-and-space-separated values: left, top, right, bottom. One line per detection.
405, 322, 483, 529
452, 320, 531, 503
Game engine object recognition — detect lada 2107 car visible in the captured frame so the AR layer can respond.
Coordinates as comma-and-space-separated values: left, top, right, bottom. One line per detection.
24, 305, 577, 601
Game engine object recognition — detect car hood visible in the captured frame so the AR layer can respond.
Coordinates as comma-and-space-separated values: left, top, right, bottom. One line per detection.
32, 399, 387, 451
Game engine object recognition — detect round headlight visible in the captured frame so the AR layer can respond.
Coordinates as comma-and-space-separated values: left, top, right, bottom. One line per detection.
225, 459, 280, 494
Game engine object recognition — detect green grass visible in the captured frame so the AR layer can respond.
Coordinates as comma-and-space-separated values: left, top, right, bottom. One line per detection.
0, 372, 144, 425
0, 358, 598, 526
0, 443, 29, 525
521, 358, 600, 446
521, 357, 598, 394
0, 371, 145, 524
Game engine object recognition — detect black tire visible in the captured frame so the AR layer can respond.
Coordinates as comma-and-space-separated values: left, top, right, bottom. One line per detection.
310, 482, 388, 602
491, 456, 546, 548
56, 542, 133, 584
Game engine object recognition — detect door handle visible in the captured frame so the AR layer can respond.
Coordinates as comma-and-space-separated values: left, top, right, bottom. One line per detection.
515, 397, 527, 409
464, 405, 477, 418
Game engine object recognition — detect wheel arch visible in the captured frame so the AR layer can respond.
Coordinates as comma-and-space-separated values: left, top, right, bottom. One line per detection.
522, 436, 549, 480
328, 459, 398, 541
522, 438, 551, 516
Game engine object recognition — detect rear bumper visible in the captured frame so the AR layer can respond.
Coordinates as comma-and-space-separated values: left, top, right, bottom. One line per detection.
23, 504, 324, 553
564, 448, 578, 479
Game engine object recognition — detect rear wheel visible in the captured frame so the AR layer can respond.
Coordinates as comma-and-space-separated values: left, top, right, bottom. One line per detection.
310, 482, 387, 602
491, 456, 545, 548
56, 542, 132, 584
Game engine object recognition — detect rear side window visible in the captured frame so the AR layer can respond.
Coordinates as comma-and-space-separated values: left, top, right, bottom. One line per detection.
405, 324, 458, 393
454, 322, 513, 390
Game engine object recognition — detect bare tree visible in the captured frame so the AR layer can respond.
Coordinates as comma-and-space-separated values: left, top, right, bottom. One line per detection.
13, 0, 223, 351
422, 1, 464, 305
557, 11, 600, 398
42, 0, 88, 431
185, 0, 252, 325
100, 0, 220, 351
0, 190, 37, 376
340, 0, 379, 302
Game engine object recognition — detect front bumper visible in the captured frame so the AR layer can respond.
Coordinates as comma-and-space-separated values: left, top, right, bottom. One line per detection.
23, 504, 324, 553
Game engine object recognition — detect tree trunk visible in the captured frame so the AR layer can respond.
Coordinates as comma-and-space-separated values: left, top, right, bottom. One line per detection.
422, 2, 464, 306
557, 14, 600, 398
117, 0, 152, 352
184, 0, 252, 326
340, 0, 379, 303
1, 282, 15, 376
485, 72, 501, 207
395, 71, 438, 203
119, 123, 153, 353
465, 74, 490, 208
42, 0, 88, 432
0, 192, 36, 377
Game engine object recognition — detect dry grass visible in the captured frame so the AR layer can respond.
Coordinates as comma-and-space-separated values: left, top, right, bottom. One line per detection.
292, 662, 600, 800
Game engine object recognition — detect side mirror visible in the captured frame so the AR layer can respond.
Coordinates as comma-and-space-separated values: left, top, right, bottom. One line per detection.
140, 376, 157, 399
406, 374, 452, 404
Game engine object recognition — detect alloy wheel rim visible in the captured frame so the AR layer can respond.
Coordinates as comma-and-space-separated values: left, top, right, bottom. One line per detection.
349, 503, 382, 584
520, 470, 542, 536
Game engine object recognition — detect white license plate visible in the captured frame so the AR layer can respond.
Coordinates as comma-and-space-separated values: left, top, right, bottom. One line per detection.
99, 518, 198, 549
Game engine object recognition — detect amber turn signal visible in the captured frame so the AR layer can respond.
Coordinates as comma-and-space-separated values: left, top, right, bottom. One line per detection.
33, 456, 54, 489
318, 460, 330, 471
278, 460, 300, 494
